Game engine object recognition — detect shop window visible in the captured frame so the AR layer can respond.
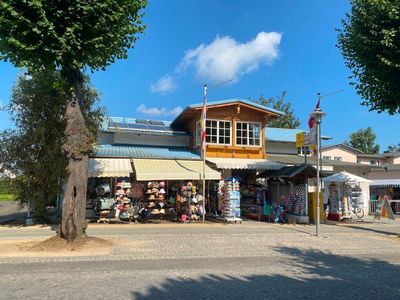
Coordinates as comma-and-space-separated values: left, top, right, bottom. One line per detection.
323, 156, 331, 160
334, 156, 342, 161
298, 146, 311, 156
236, 122, 261, 146
204, 120, 231, 145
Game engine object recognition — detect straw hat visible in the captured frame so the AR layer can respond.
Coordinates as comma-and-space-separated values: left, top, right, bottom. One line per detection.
187, 182, 193, 188
151, 188, 158, 194
147, 182, 153, 188
159, 208, 166, 214
148, 194, 155, 200
151, 209, 160, 215
148, 202, 156, 208
146, 189, 152, 194
159, 188, 166, 194
158, 194, 165, 200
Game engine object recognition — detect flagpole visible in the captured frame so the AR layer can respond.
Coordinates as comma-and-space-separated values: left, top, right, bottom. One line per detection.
202, 84, 207, 223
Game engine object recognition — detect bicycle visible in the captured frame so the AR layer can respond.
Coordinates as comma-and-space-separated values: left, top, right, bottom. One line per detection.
351, 206, 364, 219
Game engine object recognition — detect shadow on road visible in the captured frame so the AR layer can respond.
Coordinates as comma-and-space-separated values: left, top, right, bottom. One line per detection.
131, 247, 400, 300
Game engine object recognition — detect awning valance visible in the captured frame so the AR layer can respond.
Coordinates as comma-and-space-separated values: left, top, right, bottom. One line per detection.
132, 159, 221, 181
370, 179, 400, 187
206, 158, 284, 170
88, 158, 133, 178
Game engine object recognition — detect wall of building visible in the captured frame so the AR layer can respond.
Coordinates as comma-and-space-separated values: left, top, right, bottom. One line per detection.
357, 157, 379, 165
182, 105, 269, 159
368, 170, 400, 180
113, 132, 189, 147
321, 148, 358, 163
266, 141, 298, 155
393, 157, 400, 164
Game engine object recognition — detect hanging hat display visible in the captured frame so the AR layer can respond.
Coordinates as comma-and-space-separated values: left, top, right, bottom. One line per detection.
159, 181, 165, 188
146, 189, 152, 194
148, 194, 156, 200
151, 209, 160, 215
148, 202, 156, 208
159, 188, 166, 194
147, 182, 153, 188
159, 208, 166, 215
168, 197, 176, 204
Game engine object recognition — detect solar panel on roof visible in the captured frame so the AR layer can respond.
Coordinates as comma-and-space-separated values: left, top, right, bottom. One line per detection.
128, 123, 148, 130
149, 120, 165, 126
147, 125, 168, 131
114, 122, 129, 129
136, 119, 150, 124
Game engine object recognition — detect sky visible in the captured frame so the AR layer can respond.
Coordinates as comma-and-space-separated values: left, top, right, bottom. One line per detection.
0, 0, 399, 151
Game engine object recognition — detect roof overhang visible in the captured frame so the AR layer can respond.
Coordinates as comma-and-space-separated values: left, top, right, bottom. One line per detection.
206, 158, 284, 170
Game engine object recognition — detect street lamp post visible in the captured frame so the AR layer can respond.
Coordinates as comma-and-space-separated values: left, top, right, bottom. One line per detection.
311, 107, 326, 237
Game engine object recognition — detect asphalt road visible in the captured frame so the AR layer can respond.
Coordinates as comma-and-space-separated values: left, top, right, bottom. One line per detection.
0, 222, 399, 300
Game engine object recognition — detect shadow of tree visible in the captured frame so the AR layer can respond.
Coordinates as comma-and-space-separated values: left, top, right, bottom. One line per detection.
132, 247, 400, 300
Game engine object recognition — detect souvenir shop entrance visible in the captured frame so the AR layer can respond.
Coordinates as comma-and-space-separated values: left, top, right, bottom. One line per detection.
370, 180, 400, 214
257, 164, 317, 224
87, 158, 221, 223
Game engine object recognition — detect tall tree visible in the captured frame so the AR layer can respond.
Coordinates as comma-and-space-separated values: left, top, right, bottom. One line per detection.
0, 71, 104, 222
384, 143, 400, 153
0, 1, 147, 241
346, 127, 380, 154
251, 91, 300, 128
337, 0, 400, 114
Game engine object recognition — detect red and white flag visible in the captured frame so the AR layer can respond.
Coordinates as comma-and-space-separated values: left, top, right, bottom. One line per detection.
200, 85, 207, 159
308, 97, 321, 129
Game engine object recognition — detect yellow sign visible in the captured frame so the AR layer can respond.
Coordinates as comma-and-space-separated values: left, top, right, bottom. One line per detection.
296, 132, 305, 148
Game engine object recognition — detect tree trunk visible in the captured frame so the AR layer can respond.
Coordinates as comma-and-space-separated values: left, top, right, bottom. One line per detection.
59, 72, 91, 242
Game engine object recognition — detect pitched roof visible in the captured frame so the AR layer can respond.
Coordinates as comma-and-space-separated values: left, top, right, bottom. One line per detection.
171, 98, 285, 127
321, 143, 363, 154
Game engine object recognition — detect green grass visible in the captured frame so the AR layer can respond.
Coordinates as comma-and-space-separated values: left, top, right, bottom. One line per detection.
0, 180, 14, 201
0, 194, 14, 201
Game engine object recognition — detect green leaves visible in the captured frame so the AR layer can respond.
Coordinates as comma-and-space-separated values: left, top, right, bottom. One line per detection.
337, 0, 400, 114
346, 127, 380, 154
0, 0, 147, 73
251, 91, 301, 129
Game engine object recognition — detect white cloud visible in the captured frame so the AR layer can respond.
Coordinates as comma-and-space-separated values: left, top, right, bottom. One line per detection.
150, 74, 177, 94
177, 31, 282, 83
136, 104, 183, 117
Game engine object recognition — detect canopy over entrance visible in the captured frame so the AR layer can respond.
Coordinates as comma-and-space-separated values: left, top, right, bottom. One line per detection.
88, 158, 133, 178
322, 171, 371, 183
206, 158, 284, 170
132, 159, 221, 181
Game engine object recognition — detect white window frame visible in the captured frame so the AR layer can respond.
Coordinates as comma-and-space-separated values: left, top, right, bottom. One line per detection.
298, 146, 312, 156
198, 119, 232, 146
334, 156, 342, 161
323, 156, 331, 160
235, 121, 262, 147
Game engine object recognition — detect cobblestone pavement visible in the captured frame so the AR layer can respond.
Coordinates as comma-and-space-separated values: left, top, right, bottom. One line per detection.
0, 221, 399, 299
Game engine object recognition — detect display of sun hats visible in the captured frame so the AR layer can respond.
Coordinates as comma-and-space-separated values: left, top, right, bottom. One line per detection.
159, 181, 165, 188
122, 182, 131, 188
147, 182, 153, 188
159, 208, 166, 214
148, 202, 156, 208
191, 197, 198, 204
168, 197, 176, 204
148, 194, 156, 200
159, 188, 166, 194
146, 189, 152, 194
181, 190, 188, 197
153, 182, 160, 189
151, 209, 160, 215
158, 194, 165, 200
191, 186, 197, 193
151, 188, 158, 194
157, 202, 165, 209
187, 181, 193, 188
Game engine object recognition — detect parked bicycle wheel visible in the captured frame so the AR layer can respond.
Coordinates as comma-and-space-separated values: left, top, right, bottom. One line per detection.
354, 207, 364, 218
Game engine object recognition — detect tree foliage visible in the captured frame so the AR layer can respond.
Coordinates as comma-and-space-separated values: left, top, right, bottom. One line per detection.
0, 1, 146, 241
384, 143, 400, 153
337, 0, 400, 114
0, 71, 104, 222
251, 91, 300, 128
0, 1, 147, 72
346, 127, 380, 154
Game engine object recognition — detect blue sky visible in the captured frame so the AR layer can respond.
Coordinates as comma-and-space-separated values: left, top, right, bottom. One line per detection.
0, 0, 399, 151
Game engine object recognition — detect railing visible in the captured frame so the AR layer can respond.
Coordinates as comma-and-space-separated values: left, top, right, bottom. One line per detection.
369, 199, 400, 215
